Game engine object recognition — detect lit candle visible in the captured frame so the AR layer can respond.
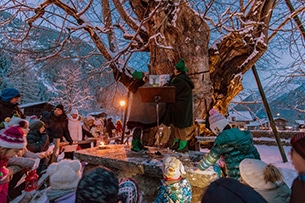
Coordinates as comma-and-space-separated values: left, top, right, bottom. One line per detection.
98, 141, 106, 149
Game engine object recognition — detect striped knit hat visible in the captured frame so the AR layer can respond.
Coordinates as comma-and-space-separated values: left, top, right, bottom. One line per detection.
209, 108, 229, 135
118, 178, 141, 203
291, 132, 305, 160
0, 126, 26, 149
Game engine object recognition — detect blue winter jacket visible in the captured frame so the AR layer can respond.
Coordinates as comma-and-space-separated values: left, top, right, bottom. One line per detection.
154, 178, 192, 203
198, 128, 260, 179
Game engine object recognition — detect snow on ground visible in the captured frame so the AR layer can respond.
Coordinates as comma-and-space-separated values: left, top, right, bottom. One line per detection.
256, 144, 297, 188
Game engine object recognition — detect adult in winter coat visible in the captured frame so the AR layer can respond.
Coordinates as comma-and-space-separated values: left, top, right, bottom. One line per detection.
289, 132, 305, 203
197, 108, 261, 180
0, 88, 25, 129
106, 117, 117, 138
164, 58, 194, 152
68, 108, 82, 141
240, 159, 291, 203
127, 71, 166, 152
41, 104, 73, 162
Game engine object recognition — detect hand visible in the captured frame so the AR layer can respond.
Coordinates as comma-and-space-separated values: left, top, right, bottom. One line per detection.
0, 168, 13, 184
32, 158, 41, 170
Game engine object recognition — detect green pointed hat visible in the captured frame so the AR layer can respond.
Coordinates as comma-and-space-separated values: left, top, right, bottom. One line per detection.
132, 71, 144, 80
175, 58, 188, 72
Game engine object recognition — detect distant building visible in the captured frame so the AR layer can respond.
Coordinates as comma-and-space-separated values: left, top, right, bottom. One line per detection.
228, 111, 253, 130
247, 117, 288, 130
19, 101, 54, 118
273, 117, 288, 130
247, 118, 269, 130
295, 120, 305, 131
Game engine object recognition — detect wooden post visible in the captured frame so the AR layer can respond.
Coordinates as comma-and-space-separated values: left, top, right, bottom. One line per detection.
252, 65, 288, 162
121, 91, 130, 144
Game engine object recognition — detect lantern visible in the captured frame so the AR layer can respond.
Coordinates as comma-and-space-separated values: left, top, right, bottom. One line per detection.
25, 170, 38, 192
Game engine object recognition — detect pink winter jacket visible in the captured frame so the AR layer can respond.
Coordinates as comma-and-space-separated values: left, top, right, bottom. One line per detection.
0, 159, 9, 203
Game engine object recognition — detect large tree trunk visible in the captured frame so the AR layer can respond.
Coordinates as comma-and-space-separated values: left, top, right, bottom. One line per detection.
130, 0, 212, 119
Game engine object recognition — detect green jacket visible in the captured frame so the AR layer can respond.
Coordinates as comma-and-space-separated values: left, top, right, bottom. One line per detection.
163, 72, 194, 129
199, 128, 260, 179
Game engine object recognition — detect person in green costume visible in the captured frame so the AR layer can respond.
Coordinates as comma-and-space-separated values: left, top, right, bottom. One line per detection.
164, 58, 195, 153
127, 71, 166, 152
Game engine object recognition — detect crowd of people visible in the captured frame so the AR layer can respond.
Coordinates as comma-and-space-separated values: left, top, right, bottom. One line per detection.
0, 57, 304, 203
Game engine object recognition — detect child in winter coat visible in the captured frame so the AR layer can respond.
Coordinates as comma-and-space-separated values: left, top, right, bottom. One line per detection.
289, 132, 305, 203
154, 156, 192, 203
27, 120, 50, 153
34, 159, 82, 203
91, 119, 104, 138
196, 108, 261, 180
239, 158, 291, 203
76, 165, 141, 203
0, 126, 27, 203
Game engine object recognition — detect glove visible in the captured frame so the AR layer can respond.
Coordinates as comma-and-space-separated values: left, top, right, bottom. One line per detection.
213, 164, 222, 177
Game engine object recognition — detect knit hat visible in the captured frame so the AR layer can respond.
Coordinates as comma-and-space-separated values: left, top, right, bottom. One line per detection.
175, 58, 188, 72
240, 159, 278, 190
0, 88, 21, 102
76, 166, 119, 203
132, 71, 144, 80
163, 156, 186, 180
118, 178, 141, 203
55, 104, 64, 112
208, 108, 229, 135
0, 126, 27, 149
4, 117, 28, 129
291, 132, 305, 160
86, 115, 95, 121
29, 120, 45, 132
47, 159, 82, 190
70, 108, 78, 115
95, 120, 102, 126
201, 178, 267, 203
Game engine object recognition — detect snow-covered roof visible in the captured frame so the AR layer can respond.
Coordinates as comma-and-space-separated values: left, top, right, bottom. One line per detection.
19, 101, 52, 108
228, 111, 253, 122
246, 117, 270, 127
295, 120, 305, 125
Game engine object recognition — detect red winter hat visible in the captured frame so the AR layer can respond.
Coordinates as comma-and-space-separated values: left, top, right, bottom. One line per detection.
291, 132, 305, 160
0, 126, 26, 149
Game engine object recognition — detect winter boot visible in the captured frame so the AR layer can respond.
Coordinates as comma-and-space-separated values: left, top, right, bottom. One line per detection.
176, 140, 188, 153
131, 139, 141, 152
170, 138, 180, 150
